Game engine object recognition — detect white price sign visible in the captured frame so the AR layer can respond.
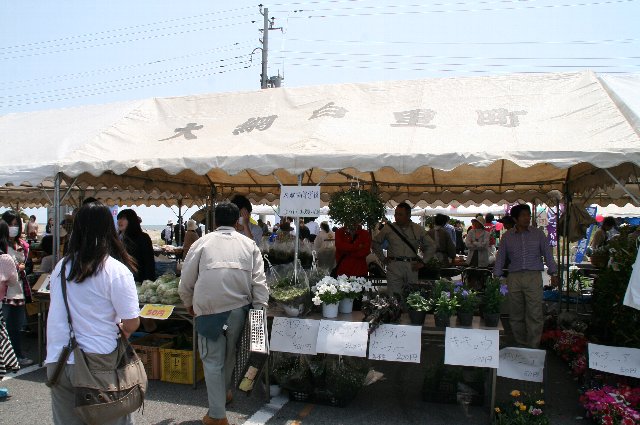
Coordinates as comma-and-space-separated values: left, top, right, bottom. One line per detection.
444, 327, 500, 369
316, 320, 369, 357
588, 343, 640, 378
497, 347, 546, 382
270, 317, 320, 355
368, 324, 421, 363
279, 186, 321, 217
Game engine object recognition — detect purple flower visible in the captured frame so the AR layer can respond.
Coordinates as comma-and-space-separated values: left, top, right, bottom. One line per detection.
454, 281, 464, 287
443, 292, 450, 299
461, 290, 469, 297
499, 284, 508, 296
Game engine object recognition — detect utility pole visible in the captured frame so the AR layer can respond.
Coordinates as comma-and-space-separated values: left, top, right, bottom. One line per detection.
259, 5, 282, 89
260, 6, 269, 89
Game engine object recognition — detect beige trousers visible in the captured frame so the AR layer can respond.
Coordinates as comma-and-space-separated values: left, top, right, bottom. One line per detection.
506, 270, 544, 348
386, 261, 419, 299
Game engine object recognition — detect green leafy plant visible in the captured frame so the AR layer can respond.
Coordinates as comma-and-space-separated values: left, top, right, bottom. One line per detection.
406, 291, 430, 311
270, 286, 309, 305
455, 285, 480, 314
484, 276, 508, 314
428, 291, 460, 316
328, 188, 386, 229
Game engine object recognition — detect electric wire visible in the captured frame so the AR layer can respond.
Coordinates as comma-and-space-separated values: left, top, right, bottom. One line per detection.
0, 41, 254, 89
285, 37, 638, 46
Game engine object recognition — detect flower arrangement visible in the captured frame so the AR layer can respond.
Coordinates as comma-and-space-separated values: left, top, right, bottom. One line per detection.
493, 389, 549, 425
311, 276, 344, 306
406, 291, 430, 312
579, 385, 640, 425
484, 276, 508, 314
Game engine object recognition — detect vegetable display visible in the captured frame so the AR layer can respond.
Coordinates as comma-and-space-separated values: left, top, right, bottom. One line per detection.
137, 273, 181, 305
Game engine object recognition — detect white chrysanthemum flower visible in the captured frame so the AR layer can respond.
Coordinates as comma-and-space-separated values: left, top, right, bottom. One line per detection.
312, 295, 322, 306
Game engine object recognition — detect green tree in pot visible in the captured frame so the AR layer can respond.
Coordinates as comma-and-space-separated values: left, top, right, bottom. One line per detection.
328, 187, 386, 231
406, 291, 430, 325
483, 276, 508, 327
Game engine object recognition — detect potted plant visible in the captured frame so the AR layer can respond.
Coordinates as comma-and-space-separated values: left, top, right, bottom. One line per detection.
454, 283, 479, 327
328, 188, 386, 229
271, 285, 310, 317
406, 291, 430, 325
312, 276, 345, 318
483, 276, 508, 327
428, 290, 460, 328
336, 275, 366, 314
362, 294, 403, 334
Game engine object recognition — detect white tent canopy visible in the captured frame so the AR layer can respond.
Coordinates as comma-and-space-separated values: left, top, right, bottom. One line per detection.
1, 71, 639, 205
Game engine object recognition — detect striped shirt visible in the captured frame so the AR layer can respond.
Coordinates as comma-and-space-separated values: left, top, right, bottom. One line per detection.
493, 226, 557, 276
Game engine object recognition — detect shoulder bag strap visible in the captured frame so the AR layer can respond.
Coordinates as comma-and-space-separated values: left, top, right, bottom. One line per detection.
388, 224, 421, 259
46, 261, 77, 388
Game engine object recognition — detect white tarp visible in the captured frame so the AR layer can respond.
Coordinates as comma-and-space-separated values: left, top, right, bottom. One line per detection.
1, 71, 639, 204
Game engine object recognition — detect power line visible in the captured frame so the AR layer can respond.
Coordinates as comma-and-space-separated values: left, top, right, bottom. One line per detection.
273, 56, 638, 72
0, 62, 258, 108
0, 6, 254, 51
1, 18, 256, 60
279, 50, 640, 61
277, 0, 636, 17
0, 41, 254, 89
3, 55, 253, 100
285, 37, 638, 46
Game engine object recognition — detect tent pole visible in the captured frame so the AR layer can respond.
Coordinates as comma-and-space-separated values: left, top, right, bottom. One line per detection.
293, 174, 302, 284
53, 173, 61, 265
603, 168, 640, 206
555, 199, 561, 289
177, 200, 183, 246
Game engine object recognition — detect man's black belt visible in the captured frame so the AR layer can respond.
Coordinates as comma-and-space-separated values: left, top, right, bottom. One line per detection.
388, 256, 419, 262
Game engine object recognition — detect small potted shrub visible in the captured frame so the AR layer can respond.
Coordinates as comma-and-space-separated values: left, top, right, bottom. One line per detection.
455, 283, 479, 327
483, 276, 508, 327
406, 291, 430, 325
428, 291, 460, 328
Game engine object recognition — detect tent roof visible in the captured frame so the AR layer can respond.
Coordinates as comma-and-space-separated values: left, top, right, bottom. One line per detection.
1, 71, 639, 205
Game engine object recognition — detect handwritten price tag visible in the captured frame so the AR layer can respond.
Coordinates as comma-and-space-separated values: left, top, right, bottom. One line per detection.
316, 320, 369, 357
279, 186, 321, 217
139, 304, 175, 320
588, 343, 640, 378
444, 327, 500, 369
368, 324, 421, 363
270, 317, 320, 355
498, 347, 546, 383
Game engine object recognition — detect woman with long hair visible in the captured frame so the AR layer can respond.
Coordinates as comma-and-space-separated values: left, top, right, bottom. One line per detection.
1, 210, 32, 366
46, 202, 140, 425
0, 220, 20, 379
117, 208, 156, 282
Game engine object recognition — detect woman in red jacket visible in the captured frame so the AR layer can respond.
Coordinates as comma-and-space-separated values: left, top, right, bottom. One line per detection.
334, 224, 371, 277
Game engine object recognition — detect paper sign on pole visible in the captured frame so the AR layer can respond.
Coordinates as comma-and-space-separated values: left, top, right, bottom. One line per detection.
270, 317, 320, 355
368, 324, 421, 363
316, 320, 369, 357
588, 343, 640, 378
444, 327, 500, 369
279, 186, 321, 217
497, 347, 546, 382
249, 309, 268, 353
139, 304, 175, 320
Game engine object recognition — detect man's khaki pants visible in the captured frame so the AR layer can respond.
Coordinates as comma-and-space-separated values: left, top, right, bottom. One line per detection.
506, 270, 544, 348
386, 261, 419, 299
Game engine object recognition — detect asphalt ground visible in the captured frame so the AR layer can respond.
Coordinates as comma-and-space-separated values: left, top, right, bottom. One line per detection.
1, 326, 587, 425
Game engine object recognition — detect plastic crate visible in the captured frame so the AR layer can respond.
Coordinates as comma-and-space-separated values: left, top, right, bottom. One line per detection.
132, 334, 175, 380
160, 347, 204, 385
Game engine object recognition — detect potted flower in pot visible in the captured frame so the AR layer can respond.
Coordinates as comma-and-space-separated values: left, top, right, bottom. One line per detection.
483, 276, 508, 327
336, 275, 366, 314
406, 291, 430, 325
454, 283, 479, 327
428, 290, 460, 328
312, 276, 344, 318
271, 285, 310, 317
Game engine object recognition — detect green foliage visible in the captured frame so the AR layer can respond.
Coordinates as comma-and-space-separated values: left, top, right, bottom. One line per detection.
270, 286, 309, 304
428, 291, 459, 315
455, 287, 480, 313
591, 226, 640, 348
406, 291, 430, 312
328, 188, 386, 229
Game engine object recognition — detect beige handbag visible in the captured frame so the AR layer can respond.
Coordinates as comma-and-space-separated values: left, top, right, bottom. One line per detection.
46, 263, 147, 425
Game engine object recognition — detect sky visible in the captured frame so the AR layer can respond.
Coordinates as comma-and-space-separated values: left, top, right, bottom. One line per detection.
1, 0, 638, 223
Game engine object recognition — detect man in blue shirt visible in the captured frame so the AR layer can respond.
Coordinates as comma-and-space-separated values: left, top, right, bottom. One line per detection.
493, 204, 558, 348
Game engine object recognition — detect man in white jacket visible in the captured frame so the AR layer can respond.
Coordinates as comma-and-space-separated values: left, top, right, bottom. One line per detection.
179, 202, 269, 425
